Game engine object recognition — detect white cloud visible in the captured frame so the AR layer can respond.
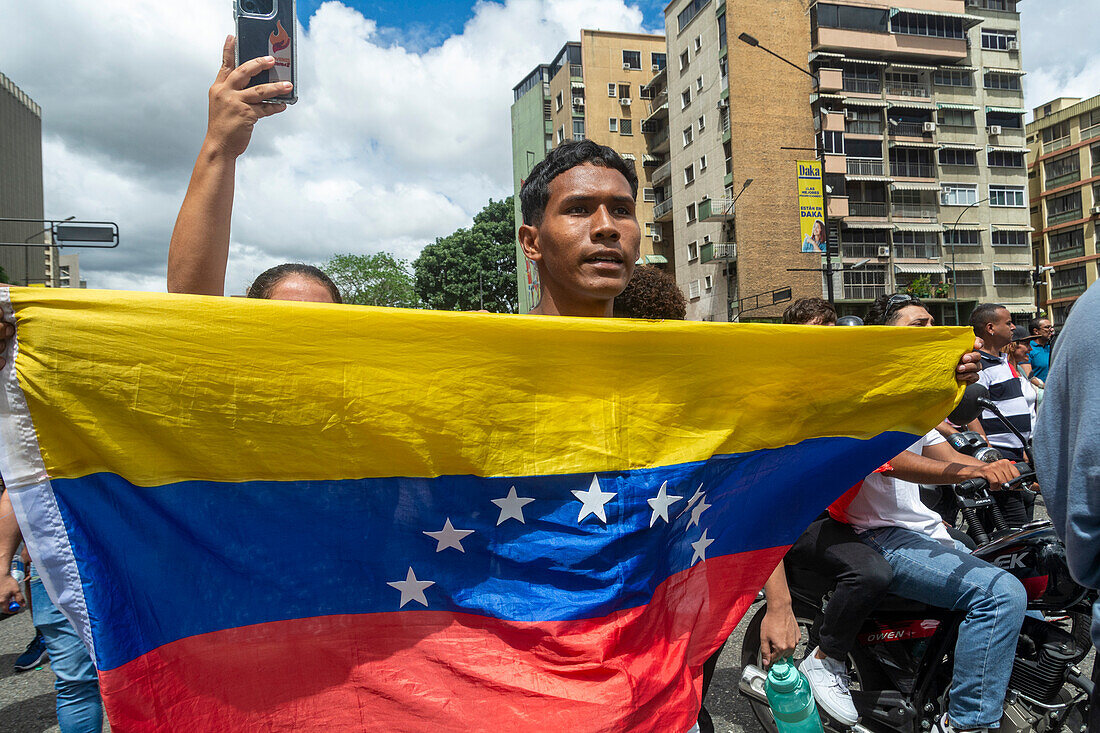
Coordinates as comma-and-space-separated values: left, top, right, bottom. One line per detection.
0, 0, 645, 291
1021, 1, 1100, 114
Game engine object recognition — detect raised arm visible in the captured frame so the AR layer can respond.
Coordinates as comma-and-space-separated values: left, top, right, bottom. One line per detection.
167, 36, 290, 295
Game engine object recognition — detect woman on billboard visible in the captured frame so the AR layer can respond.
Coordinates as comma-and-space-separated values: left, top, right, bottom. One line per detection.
802, 219, 826, 253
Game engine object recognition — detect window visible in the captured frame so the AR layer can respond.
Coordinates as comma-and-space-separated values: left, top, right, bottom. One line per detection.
941, 183, 978, 206
984, 71, 1021, 91
699, 154, 708, 170
608, 83, 616, 97
987, 111, 1023, 129
933, 69, 972, 87
893, 231, 940, 259
987, 150, 1024, 168
694, 36, 703, 52
991, 230, 1028, 246
572, 118, 585, 141
683, 126, 694, 146
842, 263, 887, 299
944, 229, 981, 247
679, 50, 690, 73
815, 4, 889, 32
939, 148, 977, 166
937, 109, 976, 127
1049, 228, 1085, 260
822, 131, 845, 155
677, 0, 711, 32
619, 84, 631, 100
609, 118, 618, 132
1047, 190, 1082, 222
688, 241, 699, 261
967, 0, 1018, 10
1042, 120, 1070, 144
698, 115, 706, 131
639, 85, 654, 100
1044, 153, 1080, 182
645, 223, 654, 237
988, 185, 1025, 207
704, 275, 714, 291
890, 10, 966, 39
651, 52, 666, 70
993, 268, 1030, 287
696, 76, 704, 92
681, 89, 692, 109
981, 28, 1017, 51
643, 188, 655, 203
688, 280, 701, 299
949, 269, 983, 287
1051, 266, 1086, 294
556, 126, 565, 144
623, 50, 642, 70
889, 148, 934, 178
619, 118, 633, 135
555, 91, 564, 111
684, 164, 696, 185
686, 203, 697, 223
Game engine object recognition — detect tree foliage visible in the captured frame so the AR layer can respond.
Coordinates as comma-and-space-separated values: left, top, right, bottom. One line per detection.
0, 266, 8, 284
321, 252, 420, 308
412, 197, 518, 313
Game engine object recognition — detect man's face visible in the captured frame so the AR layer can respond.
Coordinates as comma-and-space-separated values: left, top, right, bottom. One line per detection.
520, 164, 640, 311
893, 305, 934, 327
987, 307, 1015, 346
1033, 318, 1053, 343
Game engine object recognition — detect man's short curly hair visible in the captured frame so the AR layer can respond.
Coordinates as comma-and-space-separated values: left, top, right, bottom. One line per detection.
613, 266, 687, 320
520, 139, 638, 226
782, 297, 837, 325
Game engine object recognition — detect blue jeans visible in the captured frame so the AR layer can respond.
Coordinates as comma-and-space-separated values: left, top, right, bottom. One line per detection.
861, 527, 1026, 729
30, 578, 104, 733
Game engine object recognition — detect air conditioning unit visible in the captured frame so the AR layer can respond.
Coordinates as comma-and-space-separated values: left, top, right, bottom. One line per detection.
877, 246, 891, 257
1007, 40, 1019, 51
1091, 205, 1100, 215
987, 125, 1002, 135
923, 121, 937, 132
652, 64, 661, 71
652, 233, 663, 242
845, 110, 858, 121
621, 98, 632, 106
717, 98, 729, 109
623, 62, 632, 69
572, 97, 585, 107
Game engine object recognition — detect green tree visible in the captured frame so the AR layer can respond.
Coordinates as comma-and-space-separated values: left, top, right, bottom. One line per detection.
321, 252, 420, 308
0, 266, 8, 284
412, 197, 518, 313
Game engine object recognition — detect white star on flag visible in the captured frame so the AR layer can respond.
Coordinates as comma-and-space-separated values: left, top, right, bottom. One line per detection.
387, 567, 435, 608
491, 486, 535, 525
688, 493, 711, 528
647, 481, 683, 526
423, 518, 475, 553
679, 483, 705, 518
691, 529, 715, 565
572, 475, 617, 523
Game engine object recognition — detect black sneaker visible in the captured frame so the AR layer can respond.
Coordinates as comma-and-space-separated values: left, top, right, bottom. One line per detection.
14, 632, 48, 671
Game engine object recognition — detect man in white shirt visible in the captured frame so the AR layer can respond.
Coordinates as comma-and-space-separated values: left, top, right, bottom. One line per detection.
838, 294, 1027, 733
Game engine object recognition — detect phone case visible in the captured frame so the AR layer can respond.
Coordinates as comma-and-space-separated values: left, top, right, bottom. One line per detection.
234, 0, 297, 105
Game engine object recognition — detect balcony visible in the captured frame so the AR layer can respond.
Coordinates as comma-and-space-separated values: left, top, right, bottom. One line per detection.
699, 197, 736, 222
1041, 137, 1070, 155
847, 158, 885, 176
846, 120, 884, 136
890, 162, 935, 178
884, 82, 930, 99
1081, 123, 1100, 143
848, 201, 888, 217
1045, 170, 1081, 190
1047, 209, 1083, 226
1049, 244, 1086, 262
1051, 282, 1087, 299
827, 196, 849, 218
653, 198, 674, 221
570, 64, 583, 80
891, 203, 938, 220
842, 78, 880, 94
700, 242, 737, 263
651, 161, 671, 185
889, 121, 932, 137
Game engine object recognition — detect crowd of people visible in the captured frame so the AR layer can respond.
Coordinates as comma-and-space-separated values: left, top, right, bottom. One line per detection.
0, 37, 1097, 733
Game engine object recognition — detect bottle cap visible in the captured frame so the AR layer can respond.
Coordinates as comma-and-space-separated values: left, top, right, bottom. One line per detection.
767, 658, 799, 693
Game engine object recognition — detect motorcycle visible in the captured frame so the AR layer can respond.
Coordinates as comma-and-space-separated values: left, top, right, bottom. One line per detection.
736, 387, 1096, 733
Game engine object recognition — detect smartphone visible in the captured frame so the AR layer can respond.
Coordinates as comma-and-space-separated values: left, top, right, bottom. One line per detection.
234, 0, 297, 105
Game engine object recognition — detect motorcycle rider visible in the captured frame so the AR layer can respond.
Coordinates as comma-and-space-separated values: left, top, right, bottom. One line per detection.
838, 293, 1027, 733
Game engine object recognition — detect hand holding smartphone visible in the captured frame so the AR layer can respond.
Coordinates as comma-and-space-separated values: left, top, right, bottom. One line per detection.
234, 0, 297, 104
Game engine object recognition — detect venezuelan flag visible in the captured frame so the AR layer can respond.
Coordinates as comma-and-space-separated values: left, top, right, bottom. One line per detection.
0, 289, 971, 732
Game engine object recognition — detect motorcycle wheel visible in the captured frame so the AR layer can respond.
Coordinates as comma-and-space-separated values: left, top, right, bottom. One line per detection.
739, 601, 869, 733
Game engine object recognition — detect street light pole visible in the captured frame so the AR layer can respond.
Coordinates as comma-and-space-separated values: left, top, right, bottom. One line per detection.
947, 197, 987, 326
737, 33, 834, 302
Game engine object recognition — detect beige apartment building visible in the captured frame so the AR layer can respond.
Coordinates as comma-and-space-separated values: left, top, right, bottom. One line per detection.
510, 31, 668, 312
658, 0, 1032, 323
1026, 94, 1100, 325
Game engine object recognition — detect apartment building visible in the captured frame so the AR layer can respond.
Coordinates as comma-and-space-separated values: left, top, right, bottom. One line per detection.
0, 71, 45, 286
43, 247, 86, 288
662, 0, 821, 321
1026, 94, 1100, 325
510, 31, 668, 313
810, 0, 1032, 324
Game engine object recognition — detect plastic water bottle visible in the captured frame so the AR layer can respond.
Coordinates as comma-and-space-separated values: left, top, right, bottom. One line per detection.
8, 556, 24, 613
765, 658, 824, 733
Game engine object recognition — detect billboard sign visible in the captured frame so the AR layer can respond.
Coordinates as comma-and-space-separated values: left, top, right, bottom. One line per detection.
797, 160, 826, 253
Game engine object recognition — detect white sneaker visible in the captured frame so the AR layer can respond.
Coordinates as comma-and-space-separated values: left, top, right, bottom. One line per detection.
934, 713, 988, 733
799, 647, 858, 726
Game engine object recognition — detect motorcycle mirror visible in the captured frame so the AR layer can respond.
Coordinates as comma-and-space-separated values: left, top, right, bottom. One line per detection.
947, 383, 988, 426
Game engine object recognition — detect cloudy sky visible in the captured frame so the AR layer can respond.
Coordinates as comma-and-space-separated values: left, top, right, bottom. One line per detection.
0, 0, 1096, 293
